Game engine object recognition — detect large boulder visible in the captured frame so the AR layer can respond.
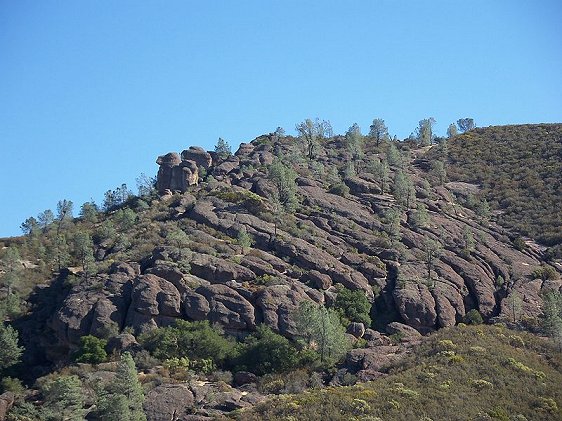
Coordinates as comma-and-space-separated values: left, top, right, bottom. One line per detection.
254, 283, 316, 336
196, 284, 255, 330
144, 383, 194, 421
125, 274, 182, 334
181, 146, 212, 169
392, 282, 437, 332
156, 152, 199, 193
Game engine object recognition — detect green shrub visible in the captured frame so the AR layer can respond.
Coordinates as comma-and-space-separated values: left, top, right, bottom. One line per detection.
74, 335, 107, 364
463, 309, 484, 325
532, 265, 559, 281
333, 285, 372, 326
328, 182, 350, 197
139, 320, 235, 367
1, 376, 24, 394
232, 325, 304, 376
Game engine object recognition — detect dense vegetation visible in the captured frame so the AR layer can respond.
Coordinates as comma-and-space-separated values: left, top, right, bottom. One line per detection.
442, 124, 562, 250
240, 324, 562, 421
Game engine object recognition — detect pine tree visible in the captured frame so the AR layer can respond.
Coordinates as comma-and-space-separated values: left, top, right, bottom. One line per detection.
42, 375, 85, 421
0, 323, 23, 371
214, 138, 232, 159
100, 352, 146, 421
295, 301, 350, 366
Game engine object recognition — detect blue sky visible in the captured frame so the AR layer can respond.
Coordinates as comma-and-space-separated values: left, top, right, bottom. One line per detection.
1, 1, 561, 237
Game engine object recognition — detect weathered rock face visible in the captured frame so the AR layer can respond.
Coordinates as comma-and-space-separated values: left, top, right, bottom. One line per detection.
39, 134, 562, 360
144, 384, 195, 421
181, 146, 212, 169
156, 152, 199, 193
126, 274, 183, 335
0, 392, 15, 421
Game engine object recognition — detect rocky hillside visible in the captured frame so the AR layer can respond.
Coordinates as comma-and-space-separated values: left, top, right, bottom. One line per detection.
1, 125, 561, 420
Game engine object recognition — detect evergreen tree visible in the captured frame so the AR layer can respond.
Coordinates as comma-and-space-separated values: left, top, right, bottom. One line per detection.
542, 291, 562, 349
369, 118, 389, 147
295, 118, 332, 159
236, 227, 253, 253
424, 238, 442, 286
457, 118, 475, 132
386, 142, 403, 167
392, 171, 416, 208
295, 301, 350, 366
267, 159, 298, 213
80, 201, 99, 223
99, 353, 146, 421
0, 323, 23, 371
345, 123, 364, 162
410, 203, 430, 229
214, 137, 232, 159
20, 216, 39, 236
416, 117, 436, 146
42, 375, 85, 421
73, 232, 95, 278
447, 123, 458, 138
369, 158, 389, 193
38, 209, 55, 232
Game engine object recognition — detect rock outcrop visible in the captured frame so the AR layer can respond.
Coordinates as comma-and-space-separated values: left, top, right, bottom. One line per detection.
33, 132, 561, 358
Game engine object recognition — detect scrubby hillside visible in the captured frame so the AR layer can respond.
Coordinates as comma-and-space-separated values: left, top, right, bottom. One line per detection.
1, 123, 561, 419
441, 124, 562, 250
241, 324, 562, 421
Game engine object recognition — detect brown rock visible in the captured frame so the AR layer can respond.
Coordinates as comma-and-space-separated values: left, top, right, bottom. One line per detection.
386, 322, 422, 338
302, 270, 332, 290
0, 392, 15, 421
196, 284, 255, 330
144, 383, 194, 421
181, 146, 212, 169
392, 282, 437, 332
125, 274, 182, 334
254, 283, 314, 336
234, 371, 258, 386
346, 322, 366, 338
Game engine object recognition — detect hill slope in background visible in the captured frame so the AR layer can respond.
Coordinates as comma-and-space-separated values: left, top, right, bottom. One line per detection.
443, 124, 562, 249
1, 123, 561, 420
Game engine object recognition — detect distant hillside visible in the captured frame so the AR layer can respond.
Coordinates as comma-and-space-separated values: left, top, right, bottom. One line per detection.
443, 124, 562, 249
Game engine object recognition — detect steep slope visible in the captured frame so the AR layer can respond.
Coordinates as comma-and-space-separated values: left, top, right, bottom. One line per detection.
13, 131, 560, 362
2, 127, 561, 420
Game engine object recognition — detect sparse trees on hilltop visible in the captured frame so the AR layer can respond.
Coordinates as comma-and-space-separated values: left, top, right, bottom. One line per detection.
295, 118, 332, 159
416, 118, 436, 146
447, 123, 458, 138
369, 118, 389, 147
457, 118, 475, 133
214, 137, 232, 159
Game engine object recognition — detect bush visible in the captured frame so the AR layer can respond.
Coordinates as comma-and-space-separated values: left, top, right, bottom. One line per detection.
333, 285, 372, 326
463, 309, 484, 325
1, 376, 24, 394
532, 265, 559, 281
232, 325, 304, 376
329, 182, 350, 197
139, 320, 235, 367
74, 335, 107, 364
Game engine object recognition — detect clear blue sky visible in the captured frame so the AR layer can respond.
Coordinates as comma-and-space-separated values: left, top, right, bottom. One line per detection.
1, 1, 561, 237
